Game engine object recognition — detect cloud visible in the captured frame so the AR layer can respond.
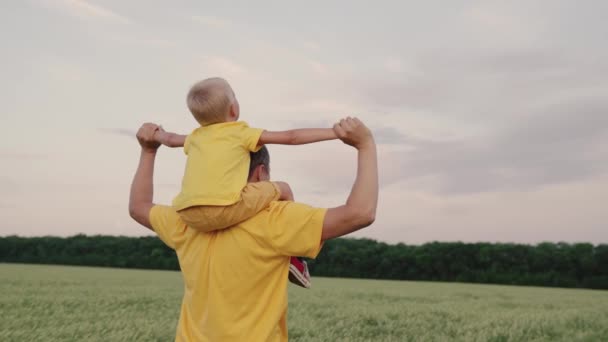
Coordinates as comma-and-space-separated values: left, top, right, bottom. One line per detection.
396, 96, 608, 194
191, 15, 231, 29
101, 34, 175, 48
275, 38, 606, 128
302, 41, 321, 51
308, 60, 328, 75
44, 59, 87, 82
0, 203, 15, 209
40, 0, 131, 24
97, 128, 136, 138
0, 153, 47, 160
202, 56, 246, 75
383, 57, 406, 74
370, 126, 414, 145
347, 47, 600, 114
460, 3, 542, 45
277, 94, 608, 197
187, 6, 607, 199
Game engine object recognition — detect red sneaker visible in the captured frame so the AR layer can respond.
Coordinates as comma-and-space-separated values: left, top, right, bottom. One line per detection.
289, 257, 311, 289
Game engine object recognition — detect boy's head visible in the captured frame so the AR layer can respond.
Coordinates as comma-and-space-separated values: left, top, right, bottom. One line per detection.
186, 77, 240, 126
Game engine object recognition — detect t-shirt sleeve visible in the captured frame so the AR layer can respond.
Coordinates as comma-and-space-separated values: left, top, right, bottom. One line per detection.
149, 205, 182, 250
183, 134, 192, 155
241, 125, 264, 152
263, 201, 327, 258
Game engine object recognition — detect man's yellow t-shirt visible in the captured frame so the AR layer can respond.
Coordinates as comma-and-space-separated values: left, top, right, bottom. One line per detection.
173, 121, 264, 210
149, 201, 326, 342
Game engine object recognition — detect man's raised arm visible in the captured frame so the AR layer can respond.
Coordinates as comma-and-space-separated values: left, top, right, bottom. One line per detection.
321, 118, 379, 241
128, 123, 161, 230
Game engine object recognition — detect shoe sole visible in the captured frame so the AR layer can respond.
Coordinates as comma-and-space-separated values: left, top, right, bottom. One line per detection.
289, 264, 311, 289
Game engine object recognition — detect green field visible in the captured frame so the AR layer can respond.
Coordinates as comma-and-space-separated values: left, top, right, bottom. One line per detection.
1, 264, 607, 341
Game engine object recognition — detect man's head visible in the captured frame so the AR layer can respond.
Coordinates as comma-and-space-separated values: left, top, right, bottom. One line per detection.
248, 146, 270, 182
186, 77, 240, 126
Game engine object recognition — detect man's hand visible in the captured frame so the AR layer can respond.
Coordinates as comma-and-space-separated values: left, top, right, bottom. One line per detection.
333, 117, 374, 149
136, 123, 161, 152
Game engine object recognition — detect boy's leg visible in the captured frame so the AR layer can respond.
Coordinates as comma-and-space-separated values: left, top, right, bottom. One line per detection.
178, 181, 281, 232
289, 257, 311, 289
178, 206, 225, 232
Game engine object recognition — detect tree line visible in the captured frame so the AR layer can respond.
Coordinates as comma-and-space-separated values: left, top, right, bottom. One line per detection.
1, 235, 606, 289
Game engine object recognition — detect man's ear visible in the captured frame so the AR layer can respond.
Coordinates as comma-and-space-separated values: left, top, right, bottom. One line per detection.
258, 164, 268, 179
249, 165, 260, 182
249, 164, 268, 182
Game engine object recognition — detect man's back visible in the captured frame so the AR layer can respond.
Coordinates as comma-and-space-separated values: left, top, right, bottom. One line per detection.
149, 201, 325, 342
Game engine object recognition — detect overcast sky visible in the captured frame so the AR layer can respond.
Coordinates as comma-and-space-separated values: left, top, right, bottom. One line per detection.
1, 0, 607, 244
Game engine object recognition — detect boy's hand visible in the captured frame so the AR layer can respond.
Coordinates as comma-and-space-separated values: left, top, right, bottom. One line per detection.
153, 126, 167, 143
153, 126, 187, 148
136, 123, 161, 152
333, 117, 374, 150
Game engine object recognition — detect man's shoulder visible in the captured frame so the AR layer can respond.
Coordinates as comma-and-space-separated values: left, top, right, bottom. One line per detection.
267, 200, 319, 211
240, 201, 326, 258
245, 201, 325, 227
149, 205, 185, 250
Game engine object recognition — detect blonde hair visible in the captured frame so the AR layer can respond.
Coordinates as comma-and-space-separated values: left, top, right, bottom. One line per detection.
186, 77, 234, 126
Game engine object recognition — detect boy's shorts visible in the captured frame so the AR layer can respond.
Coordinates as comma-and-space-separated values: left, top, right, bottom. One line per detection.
178, 181, 281, 232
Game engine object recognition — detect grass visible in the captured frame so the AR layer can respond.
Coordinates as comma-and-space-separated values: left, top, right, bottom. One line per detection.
1, 264, 607, 341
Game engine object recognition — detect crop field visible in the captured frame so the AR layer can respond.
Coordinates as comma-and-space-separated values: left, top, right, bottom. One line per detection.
1, 264, 607, 341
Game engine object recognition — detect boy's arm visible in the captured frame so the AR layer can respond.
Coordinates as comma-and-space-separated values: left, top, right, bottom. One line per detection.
258, 128, 337, 146
154, 128, 187, 148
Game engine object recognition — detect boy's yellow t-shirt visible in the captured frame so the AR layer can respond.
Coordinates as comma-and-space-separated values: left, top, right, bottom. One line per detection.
172, 121, 264, 211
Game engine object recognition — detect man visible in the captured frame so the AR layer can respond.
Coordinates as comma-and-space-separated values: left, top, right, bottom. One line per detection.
129, 117, 378, 341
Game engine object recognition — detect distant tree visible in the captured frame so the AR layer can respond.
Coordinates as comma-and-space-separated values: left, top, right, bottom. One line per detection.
1, 236, 607, 289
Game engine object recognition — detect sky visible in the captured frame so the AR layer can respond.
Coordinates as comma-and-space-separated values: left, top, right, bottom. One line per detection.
1, 0, 607, 244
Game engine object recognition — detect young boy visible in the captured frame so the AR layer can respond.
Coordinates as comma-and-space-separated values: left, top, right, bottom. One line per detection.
154, 77, 337, 288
